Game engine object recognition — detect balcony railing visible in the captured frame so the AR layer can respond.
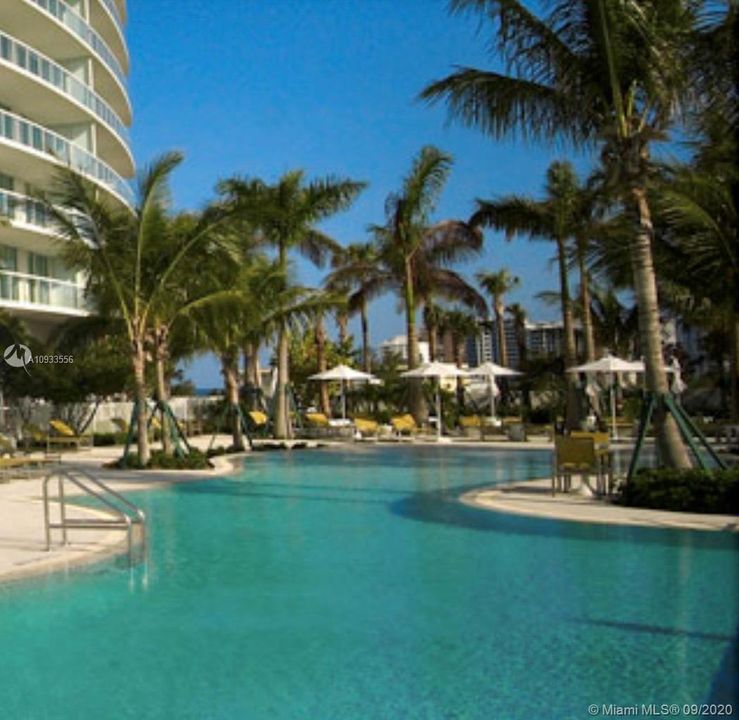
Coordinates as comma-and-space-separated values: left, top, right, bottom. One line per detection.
0, 189, 52, 229
0, 108, 135, 206
29, 0, 128, 92
0, 269, 89, 311
97, 0, 124, 33
0, 32, 130, 149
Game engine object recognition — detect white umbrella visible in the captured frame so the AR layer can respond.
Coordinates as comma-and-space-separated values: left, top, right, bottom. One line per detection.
469, 362, 522, 419
401, 362, 470, 440
309, 364, 377, 419
567, 353, 644, 439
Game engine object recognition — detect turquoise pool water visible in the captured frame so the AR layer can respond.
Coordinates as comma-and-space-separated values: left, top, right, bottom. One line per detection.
0, 446, 737, 719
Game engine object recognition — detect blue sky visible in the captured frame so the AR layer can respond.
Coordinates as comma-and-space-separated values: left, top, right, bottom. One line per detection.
127, 0, 594, 388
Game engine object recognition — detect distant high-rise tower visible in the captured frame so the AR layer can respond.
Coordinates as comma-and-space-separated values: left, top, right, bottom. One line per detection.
0, 0, 133, 339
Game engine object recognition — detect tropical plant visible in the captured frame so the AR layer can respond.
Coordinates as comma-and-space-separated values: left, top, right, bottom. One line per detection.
476, 268, 518, 366
421, 0, 728, 465
51, 152, 229, 464
367, 145, 483, 421
470, 161, 582, 429
221, 171, 365, 438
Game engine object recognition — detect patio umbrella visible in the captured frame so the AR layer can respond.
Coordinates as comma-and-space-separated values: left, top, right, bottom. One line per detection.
309, 364, 377, 419
468, 361, 522, 419
567, 353, 643, 439
400, 362, 470, 440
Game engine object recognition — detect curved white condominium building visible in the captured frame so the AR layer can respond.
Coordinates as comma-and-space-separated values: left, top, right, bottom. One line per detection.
0, 0, 133, 340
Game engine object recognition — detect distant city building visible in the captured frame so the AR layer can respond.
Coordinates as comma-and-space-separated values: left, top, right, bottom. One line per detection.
378, 334, 430, 365
466, 319, 582, 369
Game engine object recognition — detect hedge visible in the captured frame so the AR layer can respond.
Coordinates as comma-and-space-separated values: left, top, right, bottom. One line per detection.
616, 466, 739, 514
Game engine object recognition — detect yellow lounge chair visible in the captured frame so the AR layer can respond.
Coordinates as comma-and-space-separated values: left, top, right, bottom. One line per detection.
47, 419, 93, 451
247, 410, 270, 437
353, 418, 379, 439
390, 414, 417, 437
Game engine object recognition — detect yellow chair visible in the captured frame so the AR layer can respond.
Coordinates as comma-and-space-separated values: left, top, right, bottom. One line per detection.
47, 419, 93, 451
553, 435, 610, 495
247, 410, 270, 436
390, 414, 417, 437
353, 418, 379, 439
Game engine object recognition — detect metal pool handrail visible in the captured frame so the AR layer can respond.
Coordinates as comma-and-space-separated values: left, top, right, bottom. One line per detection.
42, 466, 146, 565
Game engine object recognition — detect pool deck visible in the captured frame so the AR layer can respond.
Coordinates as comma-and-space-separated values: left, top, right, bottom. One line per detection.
0, 436, 736, 585
461, 479, 739, 533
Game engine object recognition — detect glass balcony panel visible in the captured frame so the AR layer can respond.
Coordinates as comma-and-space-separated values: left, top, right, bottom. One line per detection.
30, 0, 127, 90
0, 109, 134, 205
0, 31, 130, 148
0, 269, 88, 311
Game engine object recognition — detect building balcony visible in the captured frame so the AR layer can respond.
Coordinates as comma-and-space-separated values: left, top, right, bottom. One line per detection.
0, 31, 133, 176
91, 0, 129, 75
0, 0, 131, 124
0, 108, 134, 208
0, 269, 90, 316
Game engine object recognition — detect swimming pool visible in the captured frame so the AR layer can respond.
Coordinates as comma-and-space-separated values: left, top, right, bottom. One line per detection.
1, 446, 737, 719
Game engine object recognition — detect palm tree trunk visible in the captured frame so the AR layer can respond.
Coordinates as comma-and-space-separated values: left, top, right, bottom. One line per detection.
557, 239, 580, 430
494, 298, 508, 366
315, 315, 330, 416
222, 353, 244, 451
336, 311, 349, 347
630, 187, 691, 468
274, 325, 292, 439
577, 245, 596, 362
360, 299, 371, 373
131, 336, 150, 466
243, 342, 261, 408
405, 260, 425, 422
154, 324, 172, 456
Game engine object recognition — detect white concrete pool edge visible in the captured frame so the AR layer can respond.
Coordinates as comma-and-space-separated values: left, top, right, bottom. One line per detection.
461, 478, 739, 533
0, 439, 249, 586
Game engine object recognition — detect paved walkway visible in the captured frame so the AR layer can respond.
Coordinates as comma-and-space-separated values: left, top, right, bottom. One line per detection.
462, 478, 739, 533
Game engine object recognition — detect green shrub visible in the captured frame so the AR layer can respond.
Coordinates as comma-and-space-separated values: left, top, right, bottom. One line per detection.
109, 449, 212, 470
616, 466, 739, 514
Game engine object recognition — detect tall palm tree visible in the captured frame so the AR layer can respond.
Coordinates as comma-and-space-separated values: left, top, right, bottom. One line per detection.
439, 308, 479, 406
422, 301, 444, 362
476, 268, 519, 366
221, 171, 365, 438
471, 161, 582, 429
52, 153, 229, 465
369, 146, 483, 421
421, 0, 726, 465
326, 241, 379, 373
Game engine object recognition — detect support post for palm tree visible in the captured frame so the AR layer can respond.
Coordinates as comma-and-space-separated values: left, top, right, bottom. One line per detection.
626, 393, 727, 482
208, 403, 254, 452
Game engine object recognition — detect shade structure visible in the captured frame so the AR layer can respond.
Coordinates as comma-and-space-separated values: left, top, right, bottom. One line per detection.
468, 362, 522, 419
400, 363, 470, 440
567, 353, 644, 438
567, 354, 645, 374
309, 364, 377, 419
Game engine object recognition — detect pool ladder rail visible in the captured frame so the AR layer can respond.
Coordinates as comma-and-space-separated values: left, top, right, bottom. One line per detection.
42, 467, 147, 566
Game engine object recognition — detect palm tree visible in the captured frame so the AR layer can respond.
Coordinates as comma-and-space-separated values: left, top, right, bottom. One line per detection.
471, 161, 582, 429
422, 301, 444, 362
221, 171, 365, 438
439, 308, 479, 406
421, 0, 726, 465
476, 268, 519, 366
369, 146, 483, 421
52, 153, 229, 465
326, 241, 379, 373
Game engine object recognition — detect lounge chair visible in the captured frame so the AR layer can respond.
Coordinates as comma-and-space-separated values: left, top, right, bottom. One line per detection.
390, 414, 418, 437
247, 410, 270, 437
353, 418, 379, 440
47, 419, 93, 452
552, 435, 610, 496
458, 415, 481, 438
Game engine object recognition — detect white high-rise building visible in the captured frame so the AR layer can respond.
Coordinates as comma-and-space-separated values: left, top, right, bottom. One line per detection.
0, 0, 133, 340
